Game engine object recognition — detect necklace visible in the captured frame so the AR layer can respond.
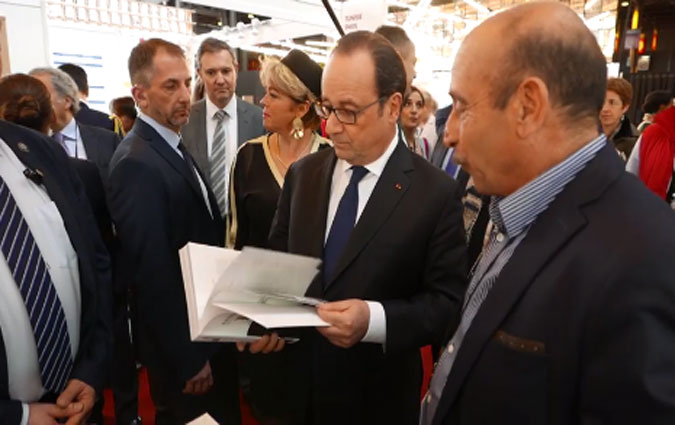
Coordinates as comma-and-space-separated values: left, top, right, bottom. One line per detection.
272, 133, 313, 171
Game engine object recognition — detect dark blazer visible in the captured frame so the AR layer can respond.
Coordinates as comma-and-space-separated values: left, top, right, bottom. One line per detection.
0, 121, 112, 424
264, 139, 468, 425
432, 143, 675, 424
78, 122, 119, 182
68, 158, 114, 254
108, 118, 226, 383
181, 97, 265, 180
76, 102, 115, 132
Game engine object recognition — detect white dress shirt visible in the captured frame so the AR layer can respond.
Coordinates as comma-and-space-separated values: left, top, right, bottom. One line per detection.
0, 137, 81, 425
59, 117, 88, 160
138, 113, 213, 218
325, 133, 400, 345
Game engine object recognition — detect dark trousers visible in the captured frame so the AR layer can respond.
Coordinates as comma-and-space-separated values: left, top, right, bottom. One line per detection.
111, 289, 139, 424
145, 347, 241, 425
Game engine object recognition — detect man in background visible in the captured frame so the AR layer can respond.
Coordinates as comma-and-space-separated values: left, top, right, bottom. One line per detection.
29, 67, 119, 181
181, 37, 264, 220
58, 63, 117, 133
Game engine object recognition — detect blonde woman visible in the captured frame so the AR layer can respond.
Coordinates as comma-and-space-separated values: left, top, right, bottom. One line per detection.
229, 50, 330, 250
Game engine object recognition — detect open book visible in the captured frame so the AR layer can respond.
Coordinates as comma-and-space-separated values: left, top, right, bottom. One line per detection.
179, 242, 328, 342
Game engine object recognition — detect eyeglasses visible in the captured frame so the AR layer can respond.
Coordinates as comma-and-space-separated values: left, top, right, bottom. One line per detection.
316, 96, 388, 125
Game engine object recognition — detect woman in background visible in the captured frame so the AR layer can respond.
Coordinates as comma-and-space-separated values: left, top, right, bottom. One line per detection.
229, 49, 330, 250
400, 86, 430, 159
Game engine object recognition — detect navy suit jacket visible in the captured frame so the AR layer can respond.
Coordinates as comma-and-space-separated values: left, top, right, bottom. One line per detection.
76, 103, 115, 132
0, 121, 112, 424
78, 123, 119, 183
107, 119, 225, 383
432, 143, 675, 424
265, 139, 468, 424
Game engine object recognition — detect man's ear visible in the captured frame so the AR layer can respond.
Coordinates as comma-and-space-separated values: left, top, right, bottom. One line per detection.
512, 77, 549, 139
131, 85, 146, 110
388, 92, 403, 123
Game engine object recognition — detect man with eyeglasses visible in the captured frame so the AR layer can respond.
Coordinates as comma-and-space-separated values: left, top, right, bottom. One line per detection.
252, 30, 468, 425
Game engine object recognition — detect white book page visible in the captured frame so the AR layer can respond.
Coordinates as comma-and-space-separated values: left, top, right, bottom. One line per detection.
213, 246, 321, 297
215, 302, 329, 328
179, 243, 239, 339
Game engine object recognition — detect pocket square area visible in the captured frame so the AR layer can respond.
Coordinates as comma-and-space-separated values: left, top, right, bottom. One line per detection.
494, 330, 546, 355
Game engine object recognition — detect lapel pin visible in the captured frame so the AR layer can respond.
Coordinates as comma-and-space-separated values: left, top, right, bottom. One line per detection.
17, 142, 29, 153
395, 183, 402, 190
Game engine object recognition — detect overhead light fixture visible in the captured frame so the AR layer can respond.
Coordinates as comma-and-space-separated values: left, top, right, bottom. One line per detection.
620, 1, 630, 7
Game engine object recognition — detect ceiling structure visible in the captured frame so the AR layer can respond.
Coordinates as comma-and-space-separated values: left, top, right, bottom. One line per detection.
176, 0, 618, 64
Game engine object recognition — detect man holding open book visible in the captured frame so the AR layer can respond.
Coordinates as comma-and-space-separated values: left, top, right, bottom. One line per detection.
239, 31, 468, 425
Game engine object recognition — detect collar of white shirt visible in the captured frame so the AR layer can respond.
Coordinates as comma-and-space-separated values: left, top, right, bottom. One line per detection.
206, 94, 237, 121
334, 131, 400, 178
61, 117, 78, 140
138, 112, 181, 153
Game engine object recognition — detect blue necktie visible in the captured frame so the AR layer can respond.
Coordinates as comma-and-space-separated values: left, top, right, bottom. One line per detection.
0, 176, 73, 393
444, 149, 458, 178
323, 166, 368, 286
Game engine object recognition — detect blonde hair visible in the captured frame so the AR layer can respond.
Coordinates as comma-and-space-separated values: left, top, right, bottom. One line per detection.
259, 56, 321, 130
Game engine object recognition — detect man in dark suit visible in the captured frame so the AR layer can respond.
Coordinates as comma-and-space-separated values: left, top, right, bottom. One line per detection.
0, 120, 111, 425
181, 38, 265, 220
57, 63, 117, 133
107, 38, 239, 425
422, 3, 675, 424
248, 31, 467, 425
29, 67, 119, 181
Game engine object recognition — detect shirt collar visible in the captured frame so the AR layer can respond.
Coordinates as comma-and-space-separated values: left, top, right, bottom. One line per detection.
138, 112, 181, 150
61, 117, 78, 140
336, 130, 400, 177
206, 95, 237, 120
489, 134, 607, 238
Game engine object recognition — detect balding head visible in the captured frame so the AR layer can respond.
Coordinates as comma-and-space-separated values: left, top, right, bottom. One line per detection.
465, 3, 606, 124
446, 2, 606, 197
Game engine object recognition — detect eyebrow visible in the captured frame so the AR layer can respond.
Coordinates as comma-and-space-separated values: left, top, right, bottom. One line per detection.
448, 90, 467, 105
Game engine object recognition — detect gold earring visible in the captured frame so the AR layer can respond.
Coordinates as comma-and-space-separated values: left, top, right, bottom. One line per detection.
291, 117, 304, 140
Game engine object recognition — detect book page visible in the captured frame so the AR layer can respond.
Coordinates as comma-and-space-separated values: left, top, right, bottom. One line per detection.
215, 302, 329, 328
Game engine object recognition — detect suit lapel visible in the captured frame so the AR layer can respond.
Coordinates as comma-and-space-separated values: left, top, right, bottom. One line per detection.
78, 124, 98, 164
237, 98, 251, 147
194, 101, 209, 177
304, 150, 337, 298
324, 140, 413, 292
432, 143, 624, 423
134, 120, 206, 205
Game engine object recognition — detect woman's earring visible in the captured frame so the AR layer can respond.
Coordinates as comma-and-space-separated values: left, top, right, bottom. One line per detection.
291, 117, 304, 140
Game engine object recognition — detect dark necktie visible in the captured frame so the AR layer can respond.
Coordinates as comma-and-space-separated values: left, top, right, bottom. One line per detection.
178, 141, 199, 183
323, 166, 368, 286
0, 175, 73, 393
444, 149, 458, 178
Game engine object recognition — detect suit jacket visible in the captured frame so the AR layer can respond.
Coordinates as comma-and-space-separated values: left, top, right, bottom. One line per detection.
0, 121, 112, 424
181, 97, 264, 180
432, 143, 675, 424
78, 122, 119, 182
265, 139, 468, 424
76, 102, 115, 132
68, 158, 114, 255
107, 118, 225, 384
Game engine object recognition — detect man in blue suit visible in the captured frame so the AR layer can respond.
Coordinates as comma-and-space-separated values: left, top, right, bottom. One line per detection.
0, 120, 111, 425
422, 3, 675, 424
107, 38, 239, 425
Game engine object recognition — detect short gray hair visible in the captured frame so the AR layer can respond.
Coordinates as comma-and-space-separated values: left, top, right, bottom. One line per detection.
29, 67, 80, 114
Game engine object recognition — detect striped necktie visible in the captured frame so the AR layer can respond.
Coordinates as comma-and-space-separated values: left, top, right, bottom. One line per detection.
52, 132, 70, 156
0, 175, 73, 393
211, 110, 229, 216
